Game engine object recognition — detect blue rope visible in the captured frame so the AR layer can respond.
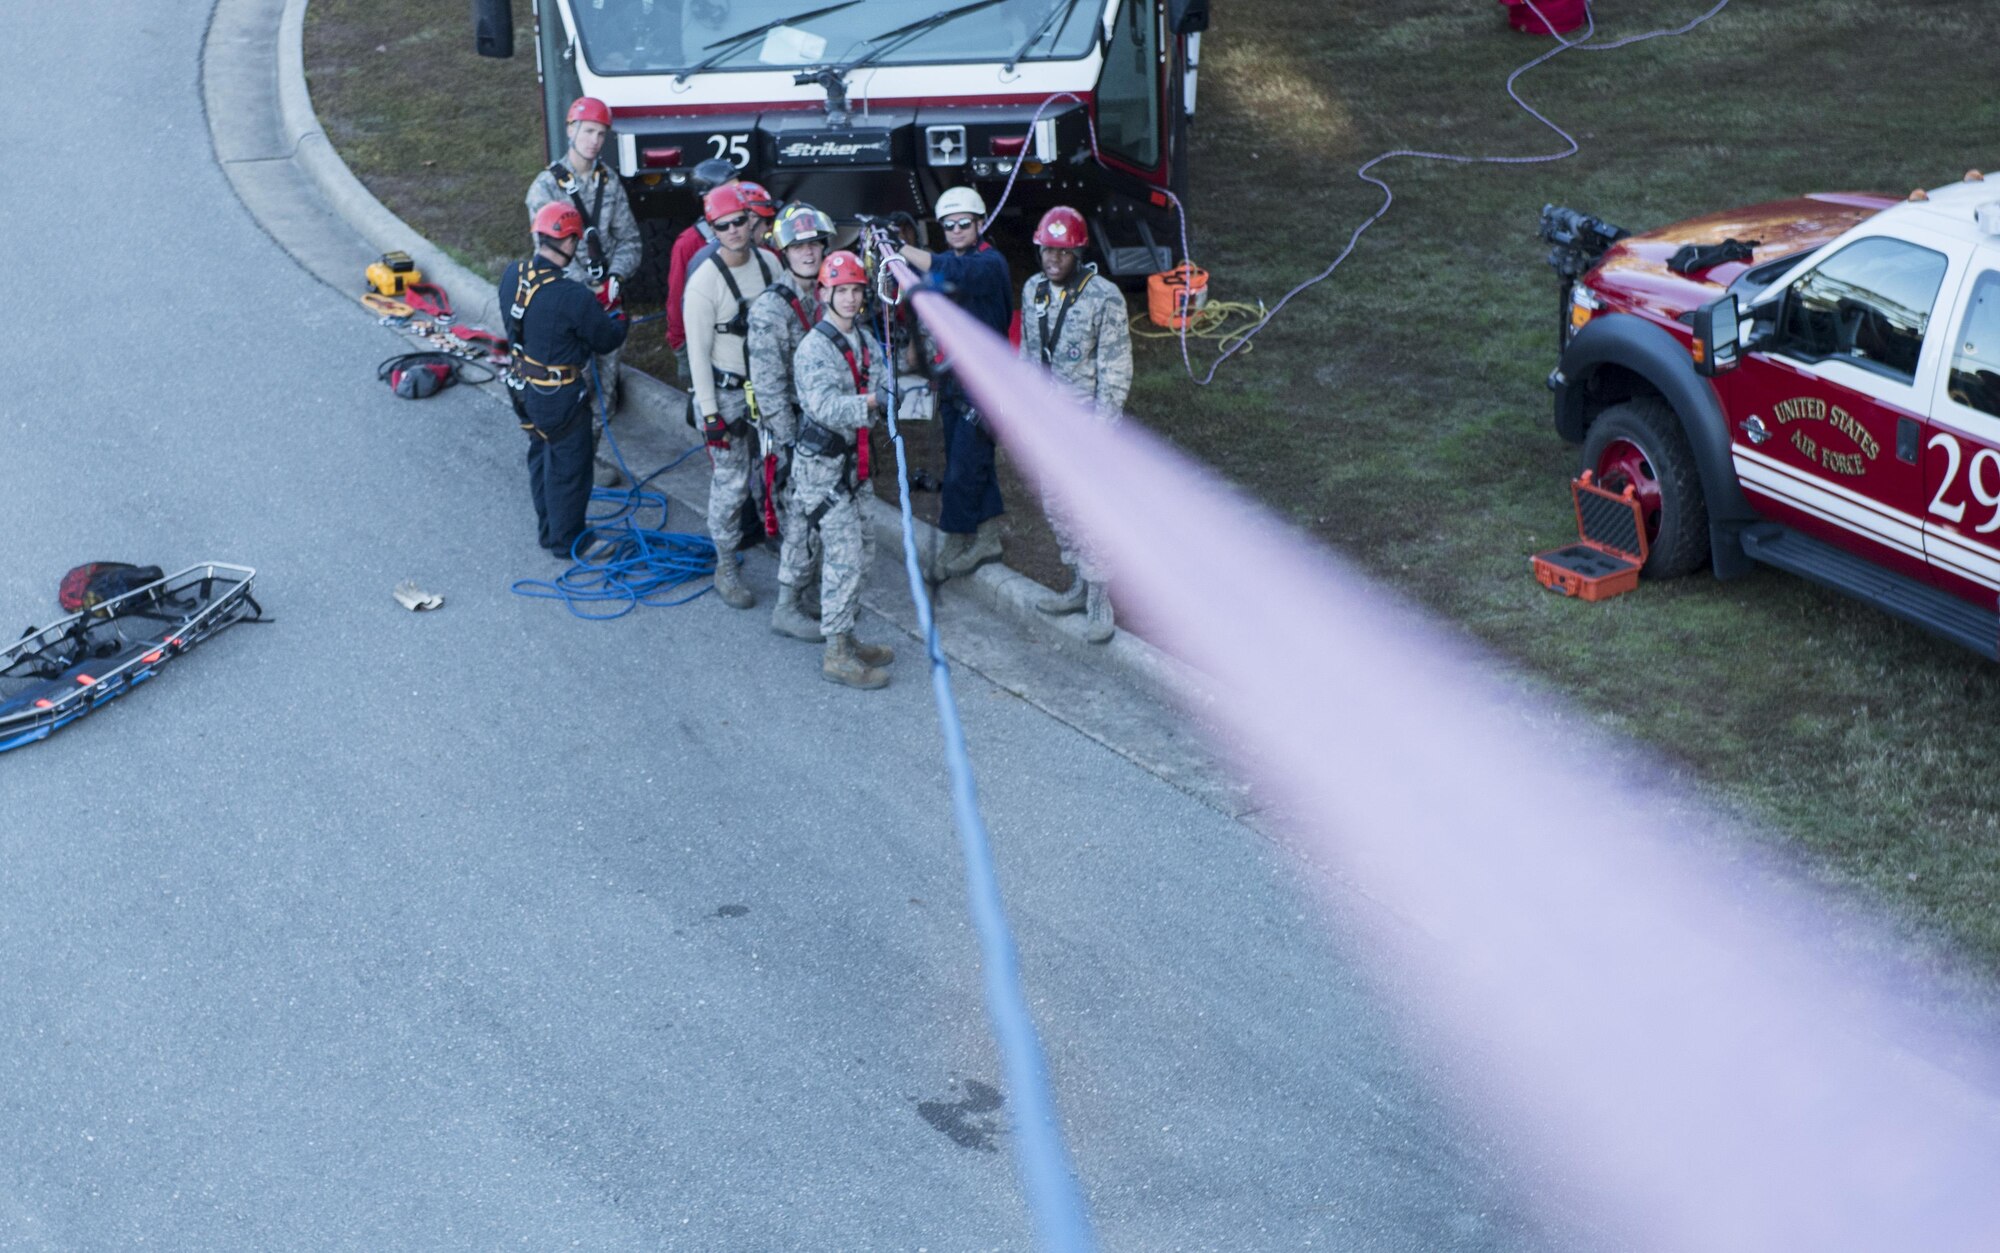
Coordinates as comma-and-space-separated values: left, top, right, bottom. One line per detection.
873, 285, 1099, 1253
510, 361, 725, 618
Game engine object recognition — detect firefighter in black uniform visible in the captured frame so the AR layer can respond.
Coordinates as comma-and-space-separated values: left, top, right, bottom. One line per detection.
502, 203, 630, 556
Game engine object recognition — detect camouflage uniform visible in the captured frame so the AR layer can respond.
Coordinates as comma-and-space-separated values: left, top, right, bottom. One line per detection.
1018, 263, 1133, 579
746, 271, 824, 539
526, 157, 641, 406
786, 321, 887, 637
685, 250, 778, 551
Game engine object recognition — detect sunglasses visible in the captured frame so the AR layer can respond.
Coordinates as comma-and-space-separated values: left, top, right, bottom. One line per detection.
940, 217, 978, 231
714, 214, 753, 231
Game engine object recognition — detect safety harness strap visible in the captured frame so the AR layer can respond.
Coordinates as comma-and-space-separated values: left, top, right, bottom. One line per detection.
550, 162, 611, 276
709, 249, 776, 338
505, 259, 580, 393
809, 319, 872, 483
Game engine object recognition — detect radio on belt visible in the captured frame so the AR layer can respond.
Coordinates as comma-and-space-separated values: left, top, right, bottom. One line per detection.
1531, 472, 1650, 602
366, 251, 422, 297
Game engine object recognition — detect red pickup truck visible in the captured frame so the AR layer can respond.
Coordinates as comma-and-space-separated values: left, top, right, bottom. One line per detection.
1544, 173, 2000, 658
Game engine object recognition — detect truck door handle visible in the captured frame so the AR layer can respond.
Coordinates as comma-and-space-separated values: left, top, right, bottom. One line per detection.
1897, 417, 1920, 464
1741, 415, 1771, 445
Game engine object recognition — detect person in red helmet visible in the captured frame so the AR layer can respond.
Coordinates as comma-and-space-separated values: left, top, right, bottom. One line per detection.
686, 181, 781, 609
665, 158, 745, 383
500, 202, 629, 558
1019, 205, 1132, 643
526, 95, 640, 483
784, 250, 897, 688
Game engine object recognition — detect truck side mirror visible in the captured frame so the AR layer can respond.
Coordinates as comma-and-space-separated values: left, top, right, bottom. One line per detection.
473, 0, 513, 58
1691, 293, 1740, 377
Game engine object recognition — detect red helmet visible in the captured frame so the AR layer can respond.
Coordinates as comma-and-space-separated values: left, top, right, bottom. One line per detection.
818, 251, 867, 290
704, 183, 755, 224
1032, 206, 1088, 249
739, 181, 777, 219
532, 202, 584, 240
566, 97, 612, 128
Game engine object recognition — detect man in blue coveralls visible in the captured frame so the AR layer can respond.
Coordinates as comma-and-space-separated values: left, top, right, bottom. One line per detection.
500, 203, 630, 557
897, 187, 1012, 581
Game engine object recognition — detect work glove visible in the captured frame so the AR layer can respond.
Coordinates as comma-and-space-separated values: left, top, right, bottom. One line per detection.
597, 274, 622, 310
888, 210, 919, 243
871, 383, 893, 415
702, 413, 731, 450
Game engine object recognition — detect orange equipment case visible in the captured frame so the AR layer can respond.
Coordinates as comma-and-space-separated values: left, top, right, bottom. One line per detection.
1532, 471, 1649, 602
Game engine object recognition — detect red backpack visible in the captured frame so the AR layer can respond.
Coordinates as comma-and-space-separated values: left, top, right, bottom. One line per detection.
58, 563, 164, 613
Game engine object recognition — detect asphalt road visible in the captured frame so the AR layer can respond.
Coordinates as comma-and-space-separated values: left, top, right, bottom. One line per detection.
0, 4, 1567, 1249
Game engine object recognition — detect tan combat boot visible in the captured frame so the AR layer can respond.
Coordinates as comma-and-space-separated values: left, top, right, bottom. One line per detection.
710, 546, 756, 609
1035, 568, 1086, 615
822, 633, 890, 689
940, 517, 1003, 580
770, 583, 823, 641
1081, 580, 1115, 644
928, 530, 973, 581
852, 637, 895, 666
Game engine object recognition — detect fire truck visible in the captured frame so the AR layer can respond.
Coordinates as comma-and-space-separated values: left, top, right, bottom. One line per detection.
473, 0, 1208, 286
1542, 173, 2000, 658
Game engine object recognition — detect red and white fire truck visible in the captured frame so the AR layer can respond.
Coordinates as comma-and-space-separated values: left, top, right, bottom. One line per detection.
474, 0, 1207, 281
1544, 173, 2000, 658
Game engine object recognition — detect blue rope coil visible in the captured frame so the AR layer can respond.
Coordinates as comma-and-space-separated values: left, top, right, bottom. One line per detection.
510, 363, 724, 618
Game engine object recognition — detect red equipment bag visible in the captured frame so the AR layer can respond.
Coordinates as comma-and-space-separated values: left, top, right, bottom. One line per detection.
59, 562, 165, 613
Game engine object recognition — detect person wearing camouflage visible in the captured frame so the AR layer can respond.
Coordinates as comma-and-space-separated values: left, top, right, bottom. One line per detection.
1018, 206, 1133, 643
686, 182, 779, 609
525, 97, 642, 487
786, 251, 897, 689
749, 203, 834, 641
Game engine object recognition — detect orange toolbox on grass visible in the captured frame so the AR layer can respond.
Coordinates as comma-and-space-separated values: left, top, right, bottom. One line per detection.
1532, 472, 1648, 602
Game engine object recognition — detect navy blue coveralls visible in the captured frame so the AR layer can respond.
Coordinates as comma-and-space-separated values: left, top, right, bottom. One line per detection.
928, 242, 1012, 534
500, 255, 629, 554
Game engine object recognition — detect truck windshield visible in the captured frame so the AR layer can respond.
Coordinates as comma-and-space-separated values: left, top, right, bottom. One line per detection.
570, 0, 1107, 77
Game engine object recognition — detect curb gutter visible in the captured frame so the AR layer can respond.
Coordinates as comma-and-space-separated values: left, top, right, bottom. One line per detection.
263, 0, 1208, 707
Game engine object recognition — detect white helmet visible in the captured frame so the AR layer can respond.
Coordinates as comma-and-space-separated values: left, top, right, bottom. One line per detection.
935, 186, 987, 222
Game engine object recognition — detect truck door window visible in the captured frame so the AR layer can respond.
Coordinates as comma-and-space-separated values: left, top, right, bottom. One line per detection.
1772, 236, 1947, 383
1098, 0, 1160, 168
1948, 271, 2000, 419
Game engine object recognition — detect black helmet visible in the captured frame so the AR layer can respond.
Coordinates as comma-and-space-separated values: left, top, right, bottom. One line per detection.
691, 158, 737, 193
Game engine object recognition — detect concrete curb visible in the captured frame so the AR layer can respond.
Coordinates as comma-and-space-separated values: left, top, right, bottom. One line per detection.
266, 0, 1209, 706
276, 0, 503, 334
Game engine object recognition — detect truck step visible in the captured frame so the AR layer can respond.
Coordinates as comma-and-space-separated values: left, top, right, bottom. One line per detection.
1738, 523, 1999, 659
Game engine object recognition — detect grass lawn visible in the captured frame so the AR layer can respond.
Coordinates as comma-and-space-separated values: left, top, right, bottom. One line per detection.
305, 0, 2000, 975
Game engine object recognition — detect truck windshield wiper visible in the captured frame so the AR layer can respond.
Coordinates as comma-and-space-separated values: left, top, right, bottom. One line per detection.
835, 0, 1014, 77
674, 0, 863, 84
1006, 0, 1086, 72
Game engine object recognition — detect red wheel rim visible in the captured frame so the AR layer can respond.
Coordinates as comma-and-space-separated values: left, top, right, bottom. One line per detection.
1595, 437, 1662, 542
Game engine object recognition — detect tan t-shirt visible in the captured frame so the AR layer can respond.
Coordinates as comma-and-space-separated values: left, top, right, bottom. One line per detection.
683, 248, 777, 416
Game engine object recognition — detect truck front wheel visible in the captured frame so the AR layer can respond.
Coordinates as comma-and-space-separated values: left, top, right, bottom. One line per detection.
1580, 398, 1710, 578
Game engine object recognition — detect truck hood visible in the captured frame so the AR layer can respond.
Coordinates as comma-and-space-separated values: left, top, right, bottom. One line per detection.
1589, 192, 1898, 321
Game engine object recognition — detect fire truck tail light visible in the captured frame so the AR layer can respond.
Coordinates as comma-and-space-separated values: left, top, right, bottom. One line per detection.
991, 136, 1027, 157
641, 146, 684, 169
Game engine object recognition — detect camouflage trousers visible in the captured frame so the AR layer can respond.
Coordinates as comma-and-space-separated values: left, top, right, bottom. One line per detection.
1046, 408, 1117, 581
1045, 495, 1108, 582
781, 449, 872, 637
702, 388, 754, 551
